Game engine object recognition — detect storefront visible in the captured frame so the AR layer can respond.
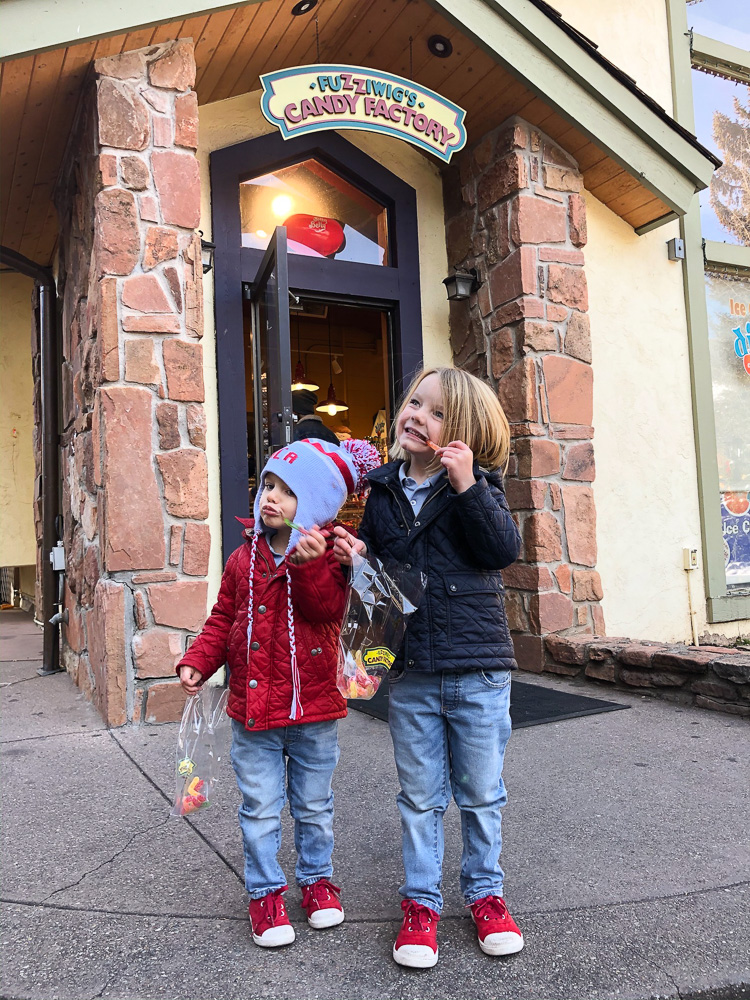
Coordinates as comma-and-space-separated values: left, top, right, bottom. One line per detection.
1, 0, 747, 725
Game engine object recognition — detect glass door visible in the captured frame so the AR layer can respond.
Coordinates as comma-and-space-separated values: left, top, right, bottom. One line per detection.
250, 227, 293, 471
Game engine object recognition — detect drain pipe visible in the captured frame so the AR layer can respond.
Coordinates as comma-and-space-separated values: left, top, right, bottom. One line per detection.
0, 246, 62, 674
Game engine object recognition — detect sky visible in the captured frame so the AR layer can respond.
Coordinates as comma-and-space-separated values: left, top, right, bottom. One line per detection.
687, 1, 749, 245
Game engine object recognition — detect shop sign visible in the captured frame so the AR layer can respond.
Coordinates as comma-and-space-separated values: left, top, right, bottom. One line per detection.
260, 64, 466, 163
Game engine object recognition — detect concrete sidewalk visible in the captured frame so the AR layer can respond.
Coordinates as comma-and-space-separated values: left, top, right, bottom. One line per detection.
1, 607, 749, 1000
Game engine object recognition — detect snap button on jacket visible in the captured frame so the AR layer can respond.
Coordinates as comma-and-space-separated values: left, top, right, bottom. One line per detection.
176, 519, 348, 731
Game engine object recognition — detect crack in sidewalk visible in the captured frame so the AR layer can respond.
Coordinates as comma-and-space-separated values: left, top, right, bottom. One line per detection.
90, 969, 121, 1000
109, 731, 244, 887
40, 816, 172, 903
0, 674, 46, 688
5, 877, 750, 924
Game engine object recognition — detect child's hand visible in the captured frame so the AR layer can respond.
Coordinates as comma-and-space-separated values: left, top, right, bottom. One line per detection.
179, 665, 204, 695
288, 525, 327, 564
332, 525, 366, 565
439, 439, 476, 494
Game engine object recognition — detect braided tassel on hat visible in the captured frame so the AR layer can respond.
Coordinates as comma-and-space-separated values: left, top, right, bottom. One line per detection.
246, 529, 304, 722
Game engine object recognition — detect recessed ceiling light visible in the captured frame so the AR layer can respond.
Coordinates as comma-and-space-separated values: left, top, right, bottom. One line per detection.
427, 34, 453, 58
291, 0, 318, 15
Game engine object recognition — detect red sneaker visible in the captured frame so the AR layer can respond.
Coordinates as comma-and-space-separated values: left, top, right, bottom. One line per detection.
248, 886, 295, 947
470, 895, 524, 955
393, 899, 440, 968
301, 878, 345, 929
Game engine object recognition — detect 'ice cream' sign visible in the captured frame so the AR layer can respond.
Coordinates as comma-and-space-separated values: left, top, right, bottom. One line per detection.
260, 65, 466, 163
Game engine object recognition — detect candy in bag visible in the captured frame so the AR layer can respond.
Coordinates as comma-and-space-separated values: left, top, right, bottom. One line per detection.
170, 685, 229, 818
337, 552, 426, 700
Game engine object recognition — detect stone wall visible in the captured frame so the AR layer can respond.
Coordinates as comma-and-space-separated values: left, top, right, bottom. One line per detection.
444, 117, 602, 673
545, 634, 750, 717
56, 39, 206, 725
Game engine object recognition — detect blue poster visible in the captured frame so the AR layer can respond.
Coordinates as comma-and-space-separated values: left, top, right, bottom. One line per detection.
722, 492, 750, 586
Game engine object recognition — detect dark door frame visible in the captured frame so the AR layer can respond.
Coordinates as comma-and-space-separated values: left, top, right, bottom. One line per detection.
211, 130, 423, 559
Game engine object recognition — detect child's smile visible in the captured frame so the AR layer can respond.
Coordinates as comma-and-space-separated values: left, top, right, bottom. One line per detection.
395, 373, 445, 458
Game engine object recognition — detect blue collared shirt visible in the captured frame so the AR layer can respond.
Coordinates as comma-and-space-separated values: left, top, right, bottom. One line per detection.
399, 463, 446, 516
262, 529, 285, 567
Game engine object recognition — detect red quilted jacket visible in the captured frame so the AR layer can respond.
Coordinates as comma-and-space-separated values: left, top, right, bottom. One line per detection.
176, 519, 348, 731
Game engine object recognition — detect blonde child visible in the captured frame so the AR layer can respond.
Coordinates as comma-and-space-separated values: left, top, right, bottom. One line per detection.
334, 367, 523, 968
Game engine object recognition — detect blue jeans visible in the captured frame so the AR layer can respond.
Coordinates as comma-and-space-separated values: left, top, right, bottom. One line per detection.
388, 669, 513, 913
230, 718, 340, 899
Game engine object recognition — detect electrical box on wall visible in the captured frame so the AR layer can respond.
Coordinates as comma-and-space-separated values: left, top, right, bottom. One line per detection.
682, 547, 699, 570
667, 237, 685, 261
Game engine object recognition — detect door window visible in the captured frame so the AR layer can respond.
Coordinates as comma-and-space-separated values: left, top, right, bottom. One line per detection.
240, 158, 389, 266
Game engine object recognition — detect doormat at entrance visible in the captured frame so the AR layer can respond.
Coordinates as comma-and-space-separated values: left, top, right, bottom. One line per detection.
348, 678, 628, 728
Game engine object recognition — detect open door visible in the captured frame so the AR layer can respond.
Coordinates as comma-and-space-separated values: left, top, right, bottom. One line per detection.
249, 226, 293, 467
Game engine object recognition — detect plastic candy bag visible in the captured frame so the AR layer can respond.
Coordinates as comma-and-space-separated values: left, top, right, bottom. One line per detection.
337, 552, 427, 700
170, 685, 229, 818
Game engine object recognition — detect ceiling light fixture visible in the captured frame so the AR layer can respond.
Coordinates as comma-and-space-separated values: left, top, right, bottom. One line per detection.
290, 313, 319, 392
427, 34, 453, 58
291, 0, 318, 15
315, 316, 348, 415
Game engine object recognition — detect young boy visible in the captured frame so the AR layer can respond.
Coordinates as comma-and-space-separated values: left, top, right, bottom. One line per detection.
177, 438, 361, 948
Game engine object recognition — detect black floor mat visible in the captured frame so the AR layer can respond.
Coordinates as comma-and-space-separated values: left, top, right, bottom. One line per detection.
348, 677, 628, 728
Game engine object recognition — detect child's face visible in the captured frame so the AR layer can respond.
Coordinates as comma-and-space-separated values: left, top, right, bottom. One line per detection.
395, 373, 445, 455
259, 472, 298, 529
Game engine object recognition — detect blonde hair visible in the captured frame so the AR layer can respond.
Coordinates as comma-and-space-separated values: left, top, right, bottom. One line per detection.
390, 366, 512, 472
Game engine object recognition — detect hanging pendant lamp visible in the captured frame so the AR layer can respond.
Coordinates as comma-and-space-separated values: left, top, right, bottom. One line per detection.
315, 315, 348, 415
290, 313, 318, 392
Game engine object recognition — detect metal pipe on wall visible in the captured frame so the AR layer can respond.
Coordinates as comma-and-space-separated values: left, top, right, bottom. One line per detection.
38, 280, 62, 673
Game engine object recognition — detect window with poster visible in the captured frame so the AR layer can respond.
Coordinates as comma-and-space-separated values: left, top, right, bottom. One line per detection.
687, 0, 750, 598
705, 271, 750, 587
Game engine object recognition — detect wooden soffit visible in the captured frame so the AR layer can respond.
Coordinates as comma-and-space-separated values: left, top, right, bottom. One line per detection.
0, 0, 719, 266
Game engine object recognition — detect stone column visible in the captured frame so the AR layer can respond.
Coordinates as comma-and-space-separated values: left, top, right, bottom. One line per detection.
56, 39, 208, 724
444, 117, 603, 673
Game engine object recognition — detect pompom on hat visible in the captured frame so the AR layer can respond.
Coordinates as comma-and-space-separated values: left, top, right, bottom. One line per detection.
253, 438, 360, 552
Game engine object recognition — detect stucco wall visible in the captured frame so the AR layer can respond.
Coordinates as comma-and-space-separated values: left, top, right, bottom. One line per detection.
585, 196, 749, 642
0, 272, 36, 569
551, 0, 675, 112
197, 90, 450, 599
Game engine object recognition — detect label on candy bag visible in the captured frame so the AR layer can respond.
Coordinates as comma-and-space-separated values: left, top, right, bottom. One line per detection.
362, 646, 395, 669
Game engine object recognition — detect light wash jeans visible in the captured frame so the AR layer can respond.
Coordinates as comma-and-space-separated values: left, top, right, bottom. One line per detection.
230, 718, 340, 899
388, 668, 513, 913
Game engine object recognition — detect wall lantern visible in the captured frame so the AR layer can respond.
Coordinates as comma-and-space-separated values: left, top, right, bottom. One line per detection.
199, 232, 216, 274
443, 268, 480, 301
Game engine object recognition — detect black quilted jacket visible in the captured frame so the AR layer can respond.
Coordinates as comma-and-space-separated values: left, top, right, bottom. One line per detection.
357, 461, 521, 674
